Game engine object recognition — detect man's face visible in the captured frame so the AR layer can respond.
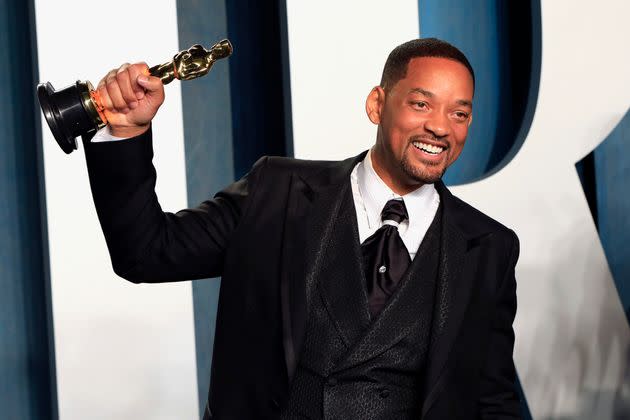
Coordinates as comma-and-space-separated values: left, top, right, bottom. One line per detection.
367, 56, 474, 193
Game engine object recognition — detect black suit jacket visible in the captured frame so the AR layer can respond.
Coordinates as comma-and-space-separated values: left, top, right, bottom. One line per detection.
84, 128, 521, 419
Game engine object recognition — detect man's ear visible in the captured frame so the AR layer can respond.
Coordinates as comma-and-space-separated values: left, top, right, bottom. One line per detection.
366, 86, 385, 125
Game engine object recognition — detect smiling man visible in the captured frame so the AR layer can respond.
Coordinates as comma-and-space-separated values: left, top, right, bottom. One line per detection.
368, 45, 474, 194
85, 38, 521, 419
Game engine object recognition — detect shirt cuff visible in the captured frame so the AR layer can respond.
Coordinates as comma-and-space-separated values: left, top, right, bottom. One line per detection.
90, 125, 130, 143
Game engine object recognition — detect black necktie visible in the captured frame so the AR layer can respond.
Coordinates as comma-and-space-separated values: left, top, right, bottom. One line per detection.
361, 199, 411, 318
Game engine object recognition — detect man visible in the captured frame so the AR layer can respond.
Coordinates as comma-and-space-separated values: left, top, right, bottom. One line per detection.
85, 38, 521, 419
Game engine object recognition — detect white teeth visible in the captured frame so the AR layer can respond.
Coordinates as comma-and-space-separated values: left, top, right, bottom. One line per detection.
412, 141, 444, 155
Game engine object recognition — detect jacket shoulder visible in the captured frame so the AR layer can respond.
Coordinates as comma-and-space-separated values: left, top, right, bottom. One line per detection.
252, 155, 356, 180
442, 185, 518, 245
265, 155, 345, 171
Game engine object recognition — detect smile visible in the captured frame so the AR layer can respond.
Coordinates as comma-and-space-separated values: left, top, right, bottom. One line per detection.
412, 141, 445, 155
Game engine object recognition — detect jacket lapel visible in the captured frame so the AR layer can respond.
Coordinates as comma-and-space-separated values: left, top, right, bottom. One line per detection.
420, 181, 487, 416
279, 173, 311, 381
279, 152, 367, 381
315, 188, 371, 349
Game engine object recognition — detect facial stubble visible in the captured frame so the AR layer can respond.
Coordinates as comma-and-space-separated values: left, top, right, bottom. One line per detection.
400, 142, 448, 185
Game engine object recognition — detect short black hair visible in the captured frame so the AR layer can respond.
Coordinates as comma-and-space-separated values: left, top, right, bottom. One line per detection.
380, 38, 475, 90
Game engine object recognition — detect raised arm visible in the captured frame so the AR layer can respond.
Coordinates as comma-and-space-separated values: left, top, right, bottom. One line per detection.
82, 63, 262, 283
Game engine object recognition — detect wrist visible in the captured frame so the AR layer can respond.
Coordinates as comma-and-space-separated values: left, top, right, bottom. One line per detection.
109, 124, 150, 139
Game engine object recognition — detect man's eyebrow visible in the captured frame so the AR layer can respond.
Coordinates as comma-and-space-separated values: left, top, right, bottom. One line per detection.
456, 99, 473, 108
409, 88, 473, 108
409, 87, 433, 97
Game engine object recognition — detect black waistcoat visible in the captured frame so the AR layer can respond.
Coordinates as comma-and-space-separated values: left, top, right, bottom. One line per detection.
280, 191, 443, 420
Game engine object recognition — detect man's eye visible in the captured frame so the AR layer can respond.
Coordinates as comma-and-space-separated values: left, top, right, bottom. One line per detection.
453, 111, 469, 121
411, 101, 428, 110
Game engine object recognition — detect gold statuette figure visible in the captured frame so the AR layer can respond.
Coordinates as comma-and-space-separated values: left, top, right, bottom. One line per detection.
37, 39, 233, 154
150, 40, 233, 84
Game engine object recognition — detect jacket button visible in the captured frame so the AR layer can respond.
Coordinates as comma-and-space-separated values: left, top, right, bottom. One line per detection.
379, 389, 390, 399
326, 377, 338, 387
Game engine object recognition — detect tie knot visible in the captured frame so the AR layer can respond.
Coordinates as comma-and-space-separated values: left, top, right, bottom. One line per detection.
381, 199, 409, 225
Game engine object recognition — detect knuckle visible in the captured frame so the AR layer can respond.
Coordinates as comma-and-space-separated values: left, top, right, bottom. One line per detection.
116, 70, 128, 81
106, 71, 117, 84
106, 78, 118, 90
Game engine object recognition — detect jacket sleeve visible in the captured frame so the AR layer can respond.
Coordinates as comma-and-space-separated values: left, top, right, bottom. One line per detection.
478, 230, 523, 419
83, 127, 266, 283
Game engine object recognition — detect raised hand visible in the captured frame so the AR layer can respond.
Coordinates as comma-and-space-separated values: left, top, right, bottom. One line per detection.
96, 62, 165, 138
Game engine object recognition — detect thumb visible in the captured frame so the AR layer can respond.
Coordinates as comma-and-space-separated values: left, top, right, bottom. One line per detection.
137, 74, 163, 95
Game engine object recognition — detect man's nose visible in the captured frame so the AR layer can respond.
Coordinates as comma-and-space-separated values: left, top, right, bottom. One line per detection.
424, 112, 450, 138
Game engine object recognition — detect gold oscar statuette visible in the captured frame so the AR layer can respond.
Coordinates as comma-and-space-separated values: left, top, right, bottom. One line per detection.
37, 39, 233, 154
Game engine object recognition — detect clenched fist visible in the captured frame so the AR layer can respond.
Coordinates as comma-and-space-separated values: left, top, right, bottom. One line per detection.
96, 62, 165, 138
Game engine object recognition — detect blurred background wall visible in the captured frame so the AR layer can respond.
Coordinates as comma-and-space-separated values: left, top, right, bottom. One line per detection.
0, 0, 628, 418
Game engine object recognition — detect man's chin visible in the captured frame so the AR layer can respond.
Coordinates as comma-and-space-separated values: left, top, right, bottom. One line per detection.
410, 173, 442, 185
401, 161, 446, 185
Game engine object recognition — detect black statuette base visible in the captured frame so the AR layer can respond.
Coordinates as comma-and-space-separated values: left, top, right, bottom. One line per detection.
37, 81, 99, 154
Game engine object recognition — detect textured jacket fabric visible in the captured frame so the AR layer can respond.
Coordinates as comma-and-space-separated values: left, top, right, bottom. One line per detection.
83, 128, 522, 419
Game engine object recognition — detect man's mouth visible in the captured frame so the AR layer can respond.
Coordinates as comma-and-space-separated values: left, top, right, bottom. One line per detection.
412, 141, 446, 155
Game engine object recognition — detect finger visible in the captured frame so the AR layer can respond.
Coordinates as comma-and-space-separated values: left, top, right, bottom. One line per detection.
136, 74, 164, 101
105, 69, 129, 113
128, 62, 149, 100
97, 69, 117, 112
116, 63, 138, 109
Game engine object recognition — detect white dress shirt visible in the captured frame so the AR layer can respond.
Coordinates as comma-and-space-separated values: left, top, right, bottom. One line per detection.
91, 129, 440, 259
91, 125, 127, 142
351, 149, 440, 260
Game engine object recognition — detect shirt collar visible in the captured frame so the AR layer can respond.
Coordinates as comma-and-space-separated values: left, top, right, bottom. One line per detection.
357, 148, 438, 229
